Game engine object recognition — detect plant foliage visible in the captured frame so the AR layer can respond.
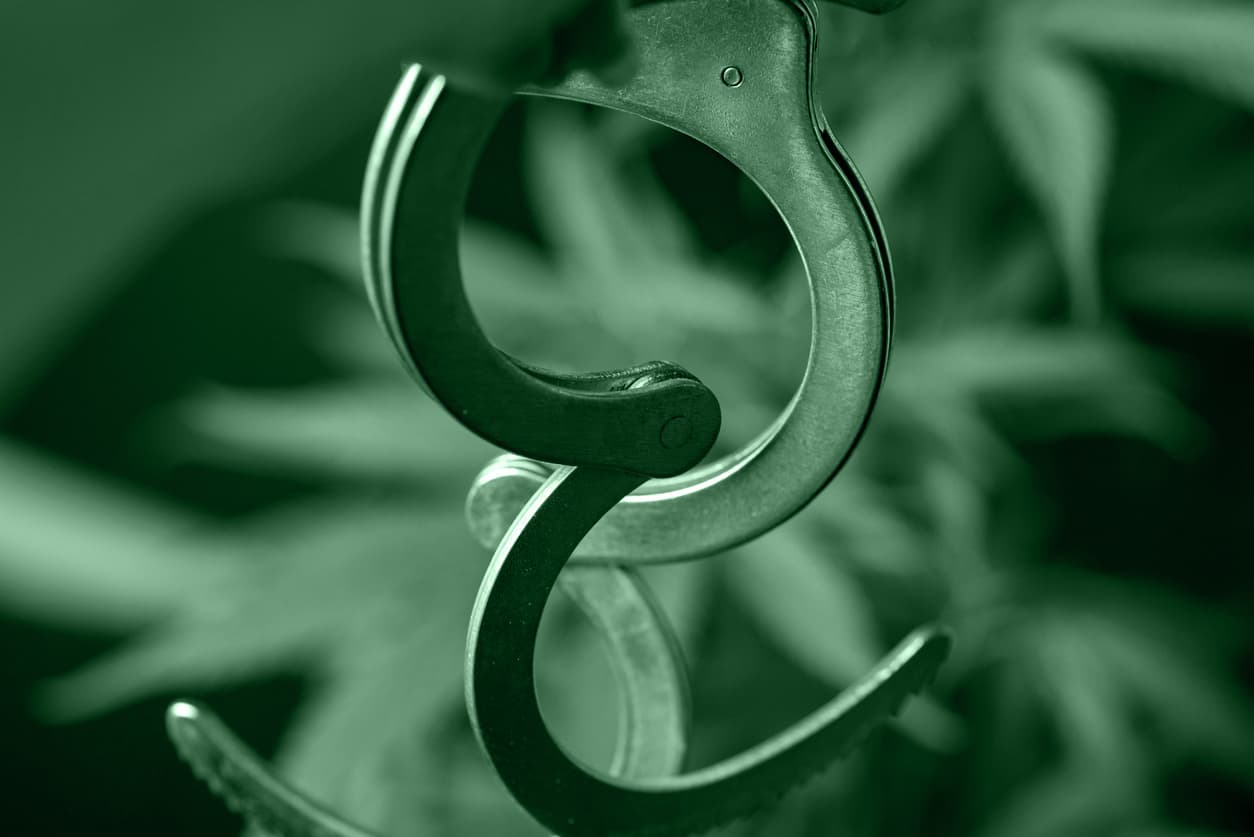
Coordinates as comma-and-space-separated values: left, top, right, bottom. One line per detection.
2, 1, 1252, 835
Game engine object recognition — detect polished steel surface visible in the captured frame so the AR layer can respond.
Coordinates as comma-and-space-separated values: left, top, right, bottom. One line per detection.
365, 0, 893, 562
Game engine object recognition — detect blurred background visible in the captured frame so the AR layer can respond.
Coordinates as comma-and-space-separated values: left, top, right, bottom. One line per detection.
2, 0, 1253, 835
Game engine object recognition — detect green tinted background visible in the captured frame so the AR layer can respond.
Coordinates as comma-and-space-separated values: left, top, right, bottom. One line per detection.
2, 1, 1252, 835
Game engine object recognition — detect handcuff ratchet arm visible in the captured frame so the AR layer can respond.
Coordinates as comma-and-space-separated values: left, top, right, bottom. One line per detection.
468, 460, 949, 837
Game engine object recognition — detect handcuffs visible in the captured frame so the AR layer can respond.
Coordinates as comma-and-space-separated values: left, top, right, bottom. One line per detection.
167, 1, 950, 835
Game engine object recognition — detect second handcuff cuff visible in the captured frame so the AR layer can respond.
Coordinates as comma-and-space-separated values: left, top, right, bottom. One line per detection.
167, 1, 950, 836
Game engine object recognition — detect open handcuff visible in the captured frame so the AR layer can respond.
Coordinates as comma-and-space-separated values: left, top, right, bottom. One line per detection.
166, 1, 950, 835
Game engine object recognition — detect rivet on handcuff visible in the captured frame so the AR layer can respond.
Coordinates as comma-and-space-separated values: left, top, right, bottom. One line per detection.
165, 1, 951, 835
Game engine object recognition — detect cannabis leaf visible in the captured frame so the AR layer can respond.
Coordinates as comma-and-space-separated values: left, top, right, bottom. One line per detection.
841, 51, 971, 199
36, 503, 484, 721
889, 327, 1202, 454
1041, 0, 1254, 111
1114, 248, 1254, 332
0, 438, 237, 631
726, 525, 882, 685
984, 37, 1112, 322
173, 382, 494, 484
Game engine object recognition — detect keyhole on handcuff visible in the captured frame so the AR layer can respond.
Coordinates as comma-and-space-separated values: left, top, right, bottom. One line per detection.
462, 98, 809, 467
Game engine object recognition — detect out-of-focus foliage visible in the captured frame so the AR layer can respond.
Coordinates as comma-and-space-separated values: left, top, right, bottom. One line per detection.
2, 1, 1253, 836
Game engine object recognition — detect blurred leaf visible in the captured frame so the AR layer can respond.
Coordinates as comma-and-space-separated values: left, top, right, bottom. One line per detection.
1119, 147, 1254, 238
719, 521, 968, 749
882, 383, 1022, 485
891, 328, 1203, 454
841, 51, 971, 199
36, 503, 482, 720
1114, 248, 1254, 331
898, 328, 1133, 400
0, 437, 236, 631
308, 299, 404, 373
917, 457, 992, 576
728, 537, 963, 750
1032, 614, 1142, 771
172, 383, 494, 483
726, 526, 881, 685
254, 202, 363, 285
975, 763, 1141, 837
270, 624, 469, 836
383, 736, 543, 837
260, 198, 624, 377
1084, 610, 1254, 782
963, 232, 1058, 323
1105, 85, 1254, 241
739, 484, 966, 751
809, 470, 935, 579
520, 104, 804, 464
526, 104, 695, 269
462, 223, 603, 363
259, 202, 578, 337
1040, 0, 1254, 110
997, 575, 1254, 788
525, 105, 770, 353
985, 39, 1112, 321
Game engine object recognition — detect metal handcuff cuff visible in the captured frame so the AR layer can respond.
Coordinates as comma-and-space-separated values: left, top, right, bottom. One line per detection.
166, 0, 950, 835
